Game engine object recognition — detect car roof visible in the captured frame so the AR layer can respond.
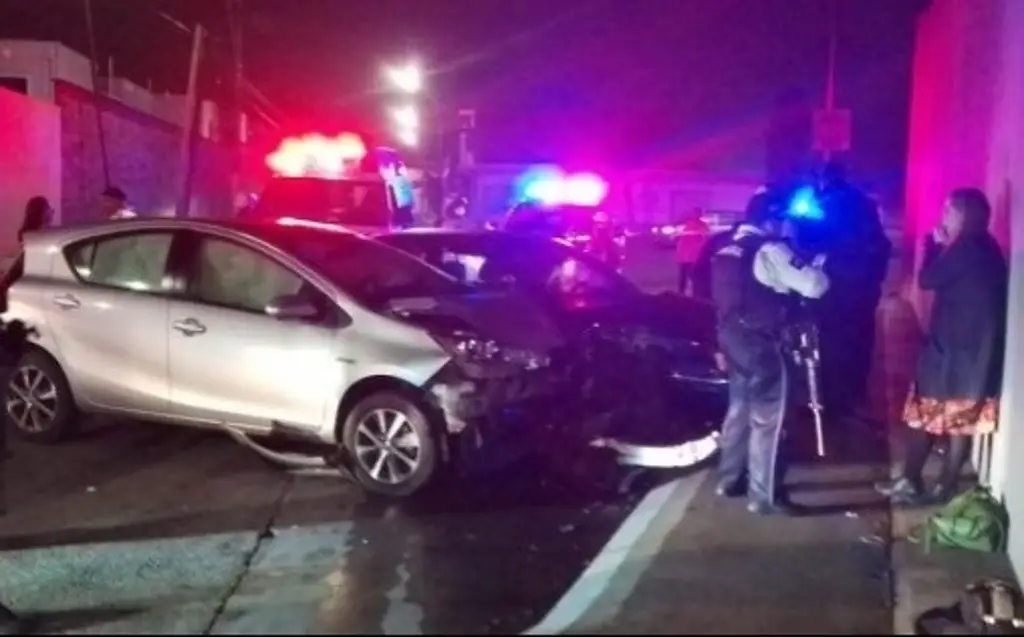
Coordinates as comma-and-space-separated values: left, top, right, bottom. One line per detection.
375, 227, 485, 239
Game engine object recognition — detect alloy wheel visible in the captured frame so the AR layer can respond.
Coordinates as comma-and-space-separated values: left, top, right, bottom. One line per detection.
352, 408, 423, 485
6, 365, 59, 434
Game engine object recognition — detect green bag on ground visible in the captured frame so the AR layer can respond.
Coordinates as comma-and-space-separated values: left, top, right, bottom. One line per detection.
924, 486, 1009, 554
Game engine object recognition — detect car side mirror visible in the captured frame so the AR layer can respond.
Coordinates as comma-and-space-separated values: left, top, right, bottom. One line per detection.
266, 294, 320, 321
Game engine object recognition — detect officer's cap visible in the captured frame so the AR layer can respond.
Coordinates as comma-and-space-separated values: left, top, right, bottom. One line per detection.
744, 189, 785, 225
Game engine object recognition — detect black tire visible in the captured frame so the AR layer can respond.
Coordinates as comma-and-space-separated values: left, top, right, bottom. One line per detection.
4, 348, 78, 444
341, 391, 438, 497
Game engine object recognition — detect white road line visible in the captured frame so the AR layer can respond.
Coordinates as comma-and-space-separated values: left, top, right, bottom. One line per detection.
522, 469, 709, 635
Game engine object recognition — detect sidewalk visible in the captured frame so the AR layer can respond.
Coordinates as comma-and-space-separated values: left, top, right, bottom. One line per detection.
559, 446, 896, 634
538, 426, 1017, 635
889, 446, 1018, 634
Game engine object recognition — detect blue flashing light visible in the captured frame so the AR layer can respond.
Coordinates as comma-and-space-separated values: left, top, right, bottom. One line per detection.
787, 186, 824, 221
514, 166, 608, 207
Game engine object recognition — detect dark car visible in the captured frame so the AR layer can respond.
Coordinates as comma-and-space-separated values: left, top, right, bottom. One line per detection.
501, 202, 626, 271
376, 229, 728, 447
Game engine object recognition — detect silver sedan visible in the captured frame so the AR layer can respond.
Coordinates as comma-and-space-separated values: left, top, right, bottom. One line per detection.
2, 218, 564, 496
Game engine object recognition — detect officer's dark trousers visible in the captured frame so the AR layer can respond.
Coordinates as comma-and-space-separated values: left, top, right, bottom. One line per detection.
716, 325, 788, 505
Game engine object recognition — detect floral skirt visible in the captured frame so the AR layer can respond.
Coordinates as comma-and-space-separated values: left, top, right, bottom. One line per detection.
903, 392, 1000, 436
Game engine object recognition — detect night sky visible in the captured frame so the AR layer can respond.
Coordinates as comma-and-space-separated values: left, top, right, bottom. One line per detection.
1, 0, 926, 198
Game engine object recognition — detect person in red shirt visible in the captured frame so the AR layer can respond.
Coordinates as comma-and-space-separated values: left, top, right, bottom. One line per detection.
675, 207, 711, 294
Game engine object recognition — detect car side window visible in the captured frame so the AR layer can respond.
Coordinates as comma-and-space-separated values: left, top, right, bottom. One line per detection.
192, 237, 308, 314
66, 232, 175, 293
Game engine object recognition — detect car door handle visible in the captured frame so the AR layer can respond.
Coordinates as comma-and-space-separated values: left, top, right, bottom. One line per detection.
172, 318, 207, 336
52, 294, 81, 309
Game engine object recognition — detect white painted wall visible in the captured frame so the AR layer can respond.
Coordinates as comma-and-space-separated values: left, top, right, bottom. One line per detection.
0, 39, 197, 130
905, 0, 1024, 581
0, 88, 60, 260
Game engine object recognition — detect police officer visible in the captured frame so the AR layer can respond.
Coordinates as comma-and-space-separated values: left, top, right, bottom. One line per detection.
710, 190, 830, 515
813, 161, 891, 418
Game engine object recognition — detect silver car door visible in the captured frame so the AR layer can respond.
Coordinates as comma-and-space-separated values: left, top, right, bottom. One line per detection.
50, 230, 175, 415
168, 232, 345, 434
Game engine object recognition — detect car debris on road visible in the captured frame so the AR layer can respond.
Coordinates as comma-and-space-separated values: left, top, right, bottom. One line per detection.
591, 432, 719, 468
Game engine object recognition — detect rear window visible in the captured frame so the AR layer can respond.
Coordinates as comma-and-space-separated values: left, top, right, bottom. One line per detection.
251, 226, 467, 307
250, 177, 393, 227
506, 204, 599, 237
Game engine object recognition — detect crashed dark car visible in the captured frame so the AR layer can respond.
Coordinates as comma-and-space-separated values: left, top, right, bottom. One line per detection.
376, 229, 729, 450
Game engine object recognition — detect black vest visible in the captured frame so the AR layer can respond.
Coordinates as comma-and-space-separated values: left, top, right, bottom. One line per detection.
710, 233, 790, 333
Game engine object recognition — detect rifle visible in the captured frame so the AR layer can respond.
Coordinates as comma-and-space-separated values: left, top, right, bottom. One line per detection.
788, 306, 827, 457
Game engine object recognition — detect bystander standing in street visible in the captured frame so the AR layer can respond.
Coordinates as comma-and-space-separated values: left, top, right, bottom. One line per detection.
675, 207, 710, 294
18, 196, 53, 244
101, 186, 136, 220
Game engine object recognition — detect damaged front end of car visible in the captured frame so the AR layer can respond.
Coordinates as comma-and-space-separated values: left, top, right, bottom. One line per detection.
574, 322, 728, 456
423, 331, 583, 474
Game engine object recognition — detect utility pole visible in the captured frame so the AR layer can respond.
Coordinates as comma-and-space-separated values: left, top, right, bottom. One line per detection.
176, 24, 205, 218
83, 0, 111, 188
226, 0, 244, 200
822, 0, 839, 162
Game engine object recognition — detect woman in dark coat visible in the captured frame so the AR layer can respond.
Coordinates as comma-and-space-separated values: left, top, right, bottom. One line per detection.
2, 197, 52, 312
877, 187, 1007, 505
18, 196, 52, 243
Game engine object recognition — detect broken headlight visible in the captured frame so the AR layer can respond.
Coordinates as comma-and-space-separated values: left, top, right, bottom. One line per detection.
432, 332, 550, 370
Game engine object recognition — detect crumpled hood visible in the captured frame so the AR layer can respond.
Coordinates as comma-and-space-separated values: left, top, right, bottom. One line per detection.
385, 289, 565, 352
567, 291, 717, 351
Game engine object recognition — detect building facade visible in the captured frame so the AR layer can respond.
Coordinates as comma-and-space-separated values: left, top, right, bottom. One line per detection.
904, 0, 1024, 579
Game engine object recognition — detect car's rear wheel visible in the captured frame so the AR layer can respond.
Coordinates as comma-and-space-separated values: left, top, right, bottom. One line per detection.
341, 391, 438, 497
5, 349, 77, 444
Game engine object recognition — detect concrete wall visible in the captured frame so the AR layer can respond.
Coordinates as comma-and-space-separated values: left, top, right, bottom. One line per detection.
904, 0, 1024, 581
0, 40, 232, 221
0, 88, 60, 259
55, 80, 181, 221
0, 40, 187, 128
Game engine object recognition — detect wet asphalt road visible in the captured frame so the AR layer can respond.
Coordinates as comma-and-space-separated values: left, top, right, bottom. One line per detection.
0, 417, 674, 634
0, 239, 682, 634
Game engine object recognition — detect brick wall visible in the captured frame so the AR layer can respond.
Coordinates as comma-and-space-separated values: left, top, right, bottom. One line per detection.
54, 80, 230, 223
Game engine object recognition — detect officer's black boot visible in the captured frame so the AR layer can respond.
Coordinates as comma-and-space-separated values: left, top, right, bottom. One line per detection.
747, 499, 797, 516
716, 478, 746, 498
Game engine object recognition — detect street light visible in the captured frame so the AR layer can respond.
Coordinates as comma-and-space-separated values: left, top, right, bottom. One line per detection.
396, 128, 418, 147
384, 62, 422, 94
390, 104, 420, 130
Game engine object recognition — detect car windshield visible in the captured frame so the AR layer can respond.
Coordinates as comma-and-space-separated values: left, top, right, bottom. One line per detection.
504, 204, 600, 237
382, 233, 637, 309
254, 226, 468, 307
249, 177, 392, 227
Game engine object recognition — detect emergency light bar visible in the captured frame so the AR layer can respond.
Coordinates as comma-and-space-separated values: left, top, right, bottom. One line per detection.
266, 133, 368, 179
521, 171, 608, 207
787, 185, 825, 221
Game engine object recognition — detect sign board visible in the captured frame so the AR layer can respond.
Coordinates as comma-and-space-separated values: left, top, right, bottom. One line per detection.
813, 108, 852, 153
458, 109, 476, 130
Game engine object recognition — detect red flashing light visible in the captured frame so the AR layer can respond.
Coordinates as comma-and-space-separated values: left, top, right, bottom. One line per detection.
266, 133, 368, 178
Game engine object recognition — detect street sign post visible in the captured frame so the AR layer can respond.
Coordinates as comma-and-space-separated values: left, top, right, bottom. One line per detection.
813, 108, 852, 154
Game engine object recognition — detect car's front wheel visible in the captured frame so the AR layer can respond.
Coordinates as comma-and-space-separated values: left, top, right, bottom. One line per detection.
341, 391, 438, 497
5, 349, 78, 444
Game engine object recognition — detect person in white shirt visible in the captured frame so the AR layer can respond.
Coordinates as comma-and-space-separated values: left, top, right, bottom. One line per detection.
709, 190, 829, 516
101, 186, 136, 220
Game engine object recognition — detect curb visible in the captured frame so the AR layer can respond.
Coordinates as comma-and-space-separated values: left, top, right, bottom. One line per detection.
522, 470, 708, 635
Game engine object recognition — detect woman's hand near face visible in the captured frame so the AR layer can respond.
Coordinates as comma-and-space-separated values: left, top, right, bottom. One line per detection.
932, 225, 951, 246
